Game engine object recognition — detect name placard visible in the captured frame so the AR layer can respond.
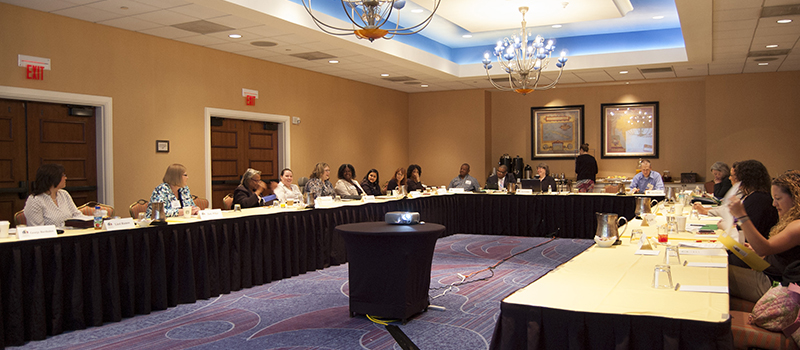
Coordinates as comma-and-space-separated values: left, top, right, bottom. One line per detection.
18, 225, 58, 241
448, 188, 465, 193
408, 191, 423, 198
103, 218, 136, 231
363, 195, 376, 203
198, 209, 224, 220
516, 189, 533, 195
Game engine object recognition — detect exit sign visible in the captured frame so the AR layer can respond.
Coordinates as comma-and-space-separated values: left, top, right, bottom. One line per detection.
27, 65, 44, 80
19, 55, 50, 81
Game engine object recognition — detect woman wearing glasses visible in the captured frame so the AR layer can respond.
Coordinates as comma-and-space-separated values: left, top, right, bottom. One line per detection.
147, 163, 200, 217
234, 168, 268, 208
23, 163, 83, 227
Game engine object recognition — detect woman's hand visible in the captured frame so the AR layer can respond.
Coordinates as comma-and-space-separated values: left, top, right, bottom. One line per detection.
191, 206, 200, 215
254, 181, 267, 195
692, 202, 709, 215
728, 198, 747, 218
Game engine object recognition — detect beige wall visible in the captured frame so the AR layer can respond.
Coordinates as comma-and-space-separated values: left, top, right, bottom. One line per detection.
3, 3, 799, 217
0, 3, 408, 214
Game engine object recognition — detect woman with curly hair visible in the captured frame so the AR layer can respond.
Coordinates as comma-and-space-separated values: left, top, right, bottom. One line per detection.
731, 160, 779, 240
728, 170, 800, 302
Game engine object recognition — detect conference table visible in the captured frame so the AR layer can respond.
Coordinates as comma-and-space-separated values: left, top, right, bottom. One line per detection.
0, 191, 642, 347
490, 216, 733, 349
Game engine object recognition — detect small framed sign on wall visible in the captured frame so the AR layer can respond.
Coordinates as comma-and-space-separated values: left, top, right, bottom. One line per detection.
156, 140, 170, 153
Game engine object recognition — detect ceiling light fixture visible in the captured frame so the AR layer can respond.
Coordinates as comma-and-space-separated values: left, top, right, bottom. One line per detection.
381, 73, 389, 76
652, 15, 664, 20
758, 62, 769, 66
421, 84, 428, 88
777, 19, 792, 24
329, 60, 339, 64
301, 0, 441, 42
620, 70, 628, 74
482, 7, 568, 95
229, 34, 242, 38
766, 44, 778, 48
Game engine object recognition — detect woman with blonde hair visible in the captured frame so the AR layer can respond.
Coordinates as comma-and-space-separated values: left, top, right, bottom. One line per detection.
147, 164, 199, 218
304, 162, 335, 198
729, 170, 800, 302
386, 167, 406, 193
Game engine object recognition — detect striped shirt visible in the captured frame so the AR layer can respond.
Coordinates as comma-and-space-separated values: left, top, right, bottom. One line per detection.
23, 190, 82, 227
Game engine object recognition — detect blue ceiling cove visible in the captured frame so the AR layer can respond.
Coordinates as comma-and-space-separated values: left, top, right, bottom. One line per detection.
288, 0, 684, 65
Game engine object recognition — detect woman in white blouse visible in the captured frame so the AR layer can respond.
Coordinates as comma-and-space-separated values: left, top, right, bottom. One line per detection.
274, 168, 302, 202
334, 164, 365, 199
23, 164, 82, 227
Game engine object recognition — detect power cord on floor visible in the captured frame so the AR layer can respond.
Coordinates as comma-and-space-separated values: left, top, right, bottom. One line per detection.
429, 233, 559, 299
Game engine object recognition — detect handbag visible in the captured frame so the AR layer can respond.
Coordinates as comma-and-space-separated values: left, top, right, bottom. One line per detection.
750, 283, 800, 344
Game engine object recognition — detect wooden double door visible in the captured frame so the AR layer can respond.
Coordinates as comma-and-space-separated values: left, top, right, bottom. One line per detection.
210, 117, 279, 209
0, 99, 97, 225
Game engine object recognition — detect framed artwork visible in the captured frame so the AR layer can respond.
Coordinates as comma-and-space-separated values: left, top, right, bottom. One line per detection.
156, 140, 170, 153
601, 102, 659, 158
531, 105, 584, 159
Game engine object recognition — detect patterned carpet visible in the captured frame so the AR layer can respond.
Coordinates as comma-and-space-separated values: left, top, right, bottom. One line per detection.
12, 234, 593, 350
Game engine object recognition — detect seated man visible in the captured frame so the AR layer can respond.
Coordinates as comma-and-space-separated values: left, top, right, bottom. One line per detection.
448, 163, 481, 192
630, 159, 665, 193
486, 165, 517, 190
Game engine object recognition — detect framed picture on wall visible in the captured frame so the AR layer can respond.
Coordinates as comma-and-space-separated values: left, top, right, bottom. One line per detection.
600, 102, 659, 158
531, 105, 584, 159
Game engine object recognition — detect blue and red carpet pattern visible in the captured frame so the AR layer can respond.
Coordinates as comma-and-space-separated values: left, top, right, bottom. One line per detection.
14, 234, 592, 350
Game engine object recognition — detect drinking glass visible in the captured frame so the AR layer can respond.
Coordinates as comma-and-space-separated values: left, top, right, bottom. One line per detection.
630, 229, 643, 244
233, 204, 242, 212
287, 199, 294, 207
657, 225, 669, 244
652, 264, 674, 289
664, 244, 682, 265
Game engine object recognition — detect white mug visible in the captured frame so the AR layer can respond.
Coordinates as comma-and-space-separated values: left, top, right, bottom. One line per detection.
183, 207, 192, 218
0, 220, 9, 238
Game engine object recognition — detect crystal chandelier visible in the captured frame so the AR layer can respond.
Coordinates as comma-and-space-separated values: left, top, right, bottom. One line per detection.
482, 7, 568, 95
301, 0, 441, 42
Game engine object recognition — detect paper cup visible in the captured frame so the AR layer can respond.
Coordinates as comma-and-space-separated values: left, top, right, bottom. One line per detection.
677, 216, 687, 232
0, 221, 9, 238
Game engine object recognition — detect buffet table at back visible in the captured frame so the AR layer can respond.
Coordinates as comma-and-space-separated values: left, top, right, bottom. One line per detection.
0, 192, 637, 347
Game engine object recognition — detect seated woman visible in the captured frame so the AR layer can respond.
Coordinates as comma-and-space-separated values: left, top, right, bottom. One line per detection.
727, 160, 778, 240
406, 164, 425, 192
147, 164, 200, 218
709, 161, 733, 199
386, 167, 406, 193
274, 168, 302, 203
694, 163, 740, 216
23, 163, 82, 227
537, 163, 557, 192
233, 168, 267, 208
304, 162, 335, 198
729, 170, 800, 303
360, 169, 382, 196
334, 164, 365, 199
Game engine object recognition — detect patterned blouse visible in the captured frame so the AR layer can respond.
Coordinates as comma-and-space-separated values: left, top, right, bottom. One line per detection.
304, 178, 335, 198
147, 182, 195, 218
23, 189, 82, 227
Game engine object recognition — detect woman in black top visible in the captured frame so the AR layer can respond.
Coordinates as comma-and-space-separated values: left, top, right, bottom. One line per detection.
386, 167, 406, 193
536, 163, 557, 192
734, 160, 779, 239
360, 169, 382, 196
574, 143, 598, 192
406, 164, 425, 192
710, 161, 733, 199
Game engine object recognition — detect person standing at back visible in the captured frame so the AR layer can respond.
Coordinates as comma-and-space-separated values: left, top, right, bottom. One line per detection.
574, 143, 598, 192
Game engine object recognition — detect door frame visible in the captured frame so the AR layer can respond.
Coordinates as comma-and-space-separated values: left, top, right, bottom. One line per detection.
0, 85, 114, 206
204, 107, 291, 201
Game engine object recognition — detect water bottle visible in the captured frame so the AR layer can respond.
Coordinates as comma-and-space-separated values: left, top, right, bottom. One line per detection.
93, 205, 102, 230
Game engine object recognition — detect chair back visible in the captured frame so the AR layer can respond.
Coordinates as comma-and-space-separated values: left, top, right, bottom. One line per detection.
77, 201, 115, 217
704, 181, 714, 194
222, 193, 234, 210
298, 177, 309, 193
192, 195, 210, 210
129, 199, 149, 219
14, 210, 26, 227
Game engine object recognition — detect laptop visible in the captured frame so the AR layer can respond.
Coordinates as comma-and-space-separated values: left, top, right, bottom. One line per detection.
520, 179, 542, 192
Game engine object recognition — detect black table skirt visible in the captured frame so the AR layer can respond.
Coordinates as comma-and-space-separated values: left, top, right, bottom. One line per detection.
490, 302, 733, 350
0, 193, 635, 347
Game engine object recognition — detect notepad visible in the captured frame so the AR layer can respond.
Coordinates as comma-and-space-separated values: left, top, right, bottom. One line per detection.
677, 285, 728, 293
684, 262, 727, 268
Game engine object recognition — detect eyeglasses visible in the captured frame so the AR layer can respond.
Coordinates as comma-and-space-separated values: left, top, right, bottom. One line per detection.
183, 174, 189, 177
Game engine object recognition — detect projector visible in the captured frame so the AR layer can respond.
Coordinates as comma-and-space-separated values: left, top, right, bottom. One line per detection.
385, 211, 420, 225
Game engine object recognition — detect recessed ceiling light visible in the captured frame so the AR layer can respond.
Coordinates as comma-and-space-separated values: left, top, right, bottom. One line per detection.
652, 15, 664, 20
381, 73, 389, 77
552, 24, 562, 28
766, 44, 779, 48
328, 60, 339, 64
758, 62, 769, 66
777, 19, 792, 24
421, 84, 429, 88
462, 34, 472, 38
619, 71, 628, 74
411, 9, 423, 13
625, 82, 630, 84
228, 34, 242, 38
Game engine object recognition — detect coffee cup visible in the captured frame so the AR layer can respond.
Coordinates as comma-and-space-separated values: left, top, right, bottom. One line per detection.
0, 220, 9, 238
676, 216, 687, 232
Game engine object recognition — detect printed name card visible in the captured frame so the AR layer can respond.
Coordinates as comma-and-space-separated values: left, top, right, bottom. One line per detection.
448, 188, 465, 193
363, 195, 376, 203
198, 209, 224, 220
103, 218, 136, 231
516, 189, 533, 195
408, 191, 423, 198
18, 225, 58, 241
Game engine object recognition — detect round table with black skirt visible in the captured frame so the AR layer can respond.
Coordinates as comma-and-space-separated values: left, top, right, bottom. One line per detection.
335, 222, 445, 324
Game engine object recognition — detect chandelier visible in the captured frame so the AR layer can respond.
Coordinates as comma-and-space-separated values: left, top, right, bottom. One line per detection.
301, 0, 441, 42
482, 7, 568, 95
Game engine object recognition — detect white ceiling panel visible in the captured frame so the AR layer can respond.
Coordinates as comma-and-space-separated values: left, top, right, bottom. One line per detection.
674, 64, 709, 76
52, 5, 121, 22
132, 0, 192, 9
168, 3, 227, 19
98, 16, 161, 31
132, 9, 197, 26
86, 0, 160, 16
1, 0, 76, 12
714, 8, 762, 22
173, 34, 228, 46
138, 25, 196, 39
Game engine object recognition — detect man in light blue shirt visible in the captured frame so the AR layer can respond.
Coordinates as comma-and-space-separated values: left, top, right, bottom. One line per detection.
448, 163, 481, 192
630, 159, 665, 193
